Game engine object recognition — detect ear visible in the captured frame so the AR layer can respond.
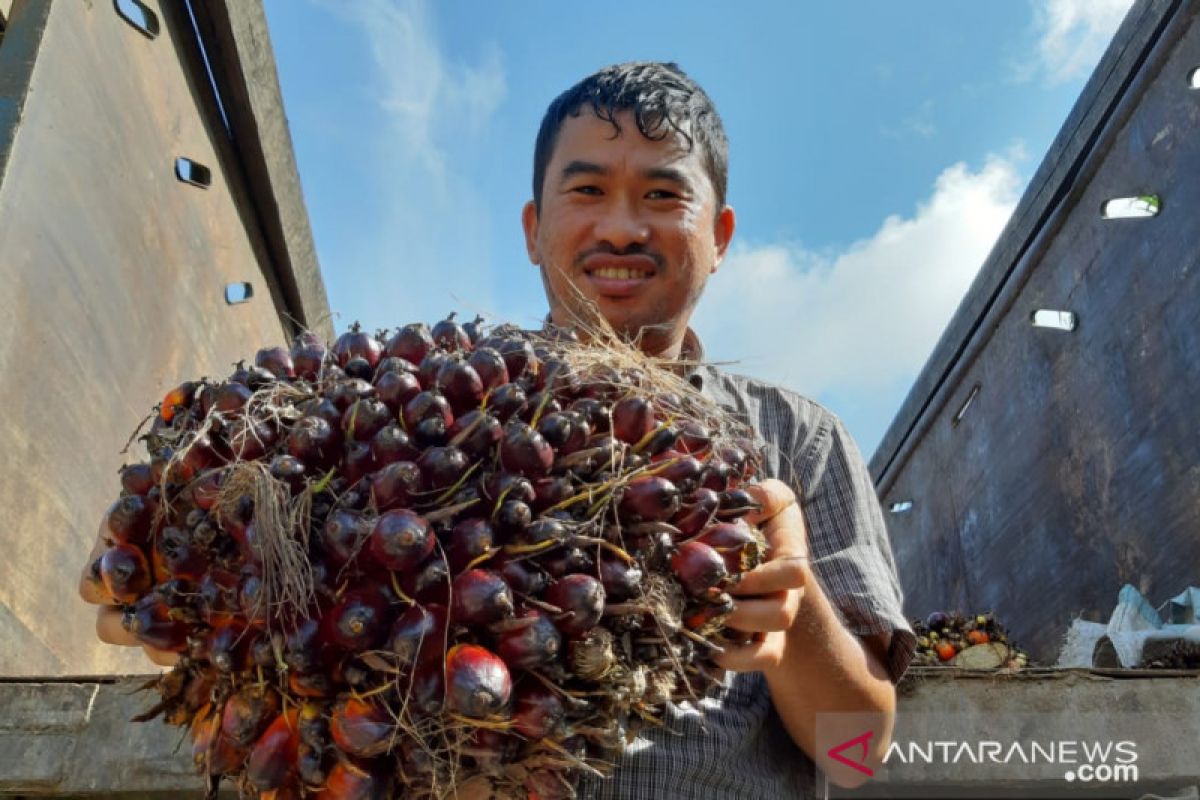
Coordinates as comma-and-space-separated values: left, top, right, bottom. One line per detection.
711, 204, 736, 274
521, 200, 541, 265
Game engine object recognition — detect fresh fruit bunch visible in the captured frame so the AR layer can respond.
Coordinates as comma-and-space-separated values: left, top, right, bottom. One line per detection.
911, 610, 1029, 669
83, 314, 767, 799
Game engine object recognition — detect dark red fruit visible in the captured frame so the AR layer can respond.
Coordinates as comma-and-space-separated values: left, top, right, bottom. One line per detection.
487, 383, 527, 422
431, 312, 471, 351
207, 619, 253, 672
481, 472, 536, 505
100, 543, 151, 602
368, 510, 434, 571
328, 378, 375, 412
269, 454, 307, 493
399, 556, 451, 606
408, 660, 446, 718
221, 685, 282, 748
612, 396, 656, 444
451, 569, 513, 626
448, 410, 503, 457
598, 555, 644, 602
672, 487, 721, 537
445, 644, 512, 719
159, 381, 198, 423
531, 476, 574, 512
370, 424, 420, 467
500, 421, 554, 477
373, 369, 421, 412
494, 499, 532, 537
701, 460, 734, 492
324, 588, 390, 652
618, 476, 682, 522
255, 346, 295, 380
512, 682, 565, 739
286, 416, 341, 468
341, 398, 391, 442
119, 462, 155, 496
154, 526, 208, 581
320, 509, 368, 568
124, 595, 190, 651
290, 336, 328, 382
315, 758, 389, 799
246, 709, 300, 791
436, 359, 484, 415
298, 396, 341, 427
656, 453, 704, 492
417, 445, 469, 492
368, 461, 422, 512
495, 608, 562, 670
385, 322, 435, 365
402, 391, 453, 432
718, 488, 760, 518
496, 554, 548, 596
341, 441, 375, 485
388, 603, 448, 669
467, 347, 509, 390
332, 324, 383, 368
671, 540, 729, 596
677, 420, 712, 454
698, 520, 762, 573
330, 695, 392, 757
447, 518, 495, 572
104, 494, 153, 546
544, 574, 605, 637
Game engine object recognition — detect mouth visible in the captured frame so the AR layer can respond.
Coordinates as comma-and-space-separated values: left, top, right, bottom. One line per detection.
580, 255, 659, 298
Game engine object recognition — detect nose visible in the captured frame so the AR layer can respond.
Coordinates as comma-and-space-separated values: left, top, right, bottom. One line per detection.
592, 197, 650, 251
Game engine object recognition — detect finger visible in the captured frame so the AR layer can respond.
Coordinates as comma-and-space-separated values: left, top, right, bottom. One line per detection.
744, 483, 810, 561
78, 518, 113, 604
712, 631, 782, 673
95, 605, 139, 647
730, 554, 809, 597
724, 592, 798, 633
742, 479, 797, 527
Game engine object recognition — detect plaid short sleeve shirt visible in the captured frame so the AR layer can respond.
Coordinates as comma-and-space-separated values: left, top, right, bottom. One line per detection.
575, 351, 916, 799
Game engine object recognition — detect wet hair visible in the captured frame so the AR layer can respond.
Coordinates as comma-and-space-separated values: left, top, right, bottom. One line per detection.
532, 61, 728, 214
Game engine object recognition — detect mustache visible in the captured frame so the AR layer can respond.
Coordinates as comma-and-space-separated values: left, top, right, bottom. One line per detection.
573, 244, 665, 270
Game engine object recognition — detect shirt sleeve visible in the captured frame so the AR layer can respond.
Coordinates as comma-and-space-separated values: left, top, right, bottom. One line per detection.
793, 413, 916, 684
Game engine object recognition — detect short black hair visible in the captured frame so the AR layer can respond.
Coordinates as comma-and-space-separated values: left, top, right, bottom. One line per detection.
532, 61, 728, 214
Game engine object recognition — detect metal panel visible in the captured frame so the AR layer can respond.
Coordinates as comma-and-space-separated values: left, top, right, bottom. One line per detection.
876, 1, 1200, 662
0, 0, 307, 675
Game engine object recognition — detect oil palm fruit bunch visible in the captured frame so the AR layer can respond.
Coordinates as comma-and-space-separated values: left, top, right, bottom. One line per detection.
84, 314, 767, 799
911, 610, 1029, 669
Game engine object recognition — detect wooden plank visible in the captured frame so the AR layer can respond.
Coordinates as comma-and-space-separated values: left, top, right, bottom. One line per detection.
882, 7, 1200, 663
870, 0, 1184, 488
0, 0, 302, 676
183, 0, 332, 341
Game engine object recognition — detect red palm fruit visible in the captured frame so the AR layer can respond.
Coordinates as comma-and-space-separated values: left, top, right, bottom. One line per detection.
103, 495, 153, 546
618, 476, 682, 522
640, 424, 681, 456
445, 644, 512, 719
227, 521, 261, 568
463, 314, 486, 345
398, 555, 451, 605
467, 347, 508, 390
512, 682, 565, 740
568, 397, 608, 430
672, 487, 721, 538
209, 620, 254, 673
314, 759, 389, 800
499, 421, 553, 477
283, 617, 326, 675
368, 461, 421, 512
447, 518, 494, 573
328, 378, 375, 412
654, 453, 704, 492
268, 454, 307, 493
154, 526, 208, 581
535, 412, 575, 450
343, 356, 374, 381
402, 391, 452, 434
683, 592, 736, 631
119, 462, 155, 496
341, 398, 391, 442
487, 382, 527, 422
431, 312, 471, 351
288, 671, 333, 699
320, 509, 368, 569
255, 346, 296, 379
124, 595, 190, 651
451, 569, 513, 626
375, 355, 418, 377
540, 547, 592, 580
384, 322, 434, 365
159, 381, 198, 423
227, 417, 279, 461
298, 396, 342, 427
516, 517, 566, 548
100, 543, 151, 602
296, 742, 327, 786
370, 424, 419, 467
496, 337, 537, 379
286, 416, 341, 468
408, 659, 446, 718
212, 380, 253, 414
291, 336, 328, 382
496, 554, 548, 596
494, 499, 532, 538
388, 603, 448, 669
373, 369, 421, 413
368, 509, 434, 571
698, 520, 764, 573
495, 608, 562, 670
598, 554, 644, 602
520, 391, 562, 423
676, 420, 712, 454
436, 359, 484, 415
671, 541, 729, 597
222, 685, 282, 748
198, 568, 240, 624
544, 574, 606, 638
718, 488, 760, 519
481, 472, 536, 505
416, 445, 469, 492
701, 460, 734, 492
531, 475, 574, 512
611, 396, 655, 444
417, 350, 451, 389
323, 588, 390, 652
332, 323, 383, 368
330, 695, 393, 758
239, 573, 269, 627
341, 441, 375, 486
448, 410, 502, 457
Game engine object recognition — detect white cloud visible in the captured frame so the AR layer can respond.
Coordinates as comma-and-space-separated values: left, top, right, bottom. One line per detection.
320, 0, 507, 328
1029, 0, 1134, 85
693, 149, 1026, 449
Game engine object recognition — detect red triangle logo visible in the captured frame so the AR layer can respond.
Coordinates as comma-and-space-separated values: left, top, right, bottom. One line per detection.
827, 730, 875, 778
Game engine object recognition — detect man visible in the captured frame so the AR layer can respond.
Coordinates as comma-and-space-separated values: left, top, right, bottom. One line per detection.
83, 60, 913, 798
520, 62, 914, 798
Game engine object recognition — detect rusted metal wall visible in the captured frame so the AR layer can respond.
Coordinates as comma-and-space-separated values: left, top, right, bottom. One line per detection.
0, 0, 324, 676
872, 0, 1200, 663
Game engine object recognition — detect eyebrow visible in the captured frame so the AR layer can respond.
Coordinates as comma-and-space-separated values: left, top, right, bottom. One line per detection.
558, 161, 693, 190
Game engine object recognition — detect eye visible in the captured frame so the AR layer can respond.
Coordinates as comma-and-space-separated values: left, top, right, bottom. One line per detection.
646, 189, 679, 200
571, 185, 602, 196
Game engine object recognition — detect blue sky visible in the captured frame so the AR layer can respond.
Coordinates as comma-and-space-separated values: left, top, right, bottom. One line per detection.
262, 0, 1133, 458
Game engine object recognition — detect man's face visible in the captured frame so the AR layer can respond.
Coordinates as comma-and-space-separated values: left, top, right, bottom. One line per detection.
522, 110, 735, 356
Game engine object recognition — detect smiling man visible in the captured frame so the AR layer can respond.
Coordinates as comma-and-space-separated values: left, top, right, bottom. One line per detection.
522, 62, 915, 798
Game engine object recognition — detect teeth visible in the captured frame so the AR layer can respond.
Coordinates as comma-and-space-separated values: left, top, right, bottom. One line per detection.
592, 267, 644, 280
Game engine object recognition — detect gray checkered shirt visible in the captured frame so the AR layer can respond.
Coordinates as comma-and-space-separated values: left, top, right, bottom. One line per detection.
575, 356, 916, 799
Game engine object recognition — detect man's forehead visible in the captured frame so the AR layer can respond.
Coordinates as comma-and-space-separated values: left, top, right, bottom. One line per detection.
553, 108, 695, 166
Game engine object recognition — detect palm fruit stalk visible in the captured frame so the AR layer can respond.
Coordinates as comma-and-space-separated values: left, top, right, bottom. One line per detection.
86, 314, 769, 799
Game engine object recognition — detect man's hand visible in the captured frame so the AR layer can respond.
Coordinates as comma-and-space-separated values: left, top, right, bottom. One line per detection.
78, 515, 180, 668
715, 479, 810, 673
